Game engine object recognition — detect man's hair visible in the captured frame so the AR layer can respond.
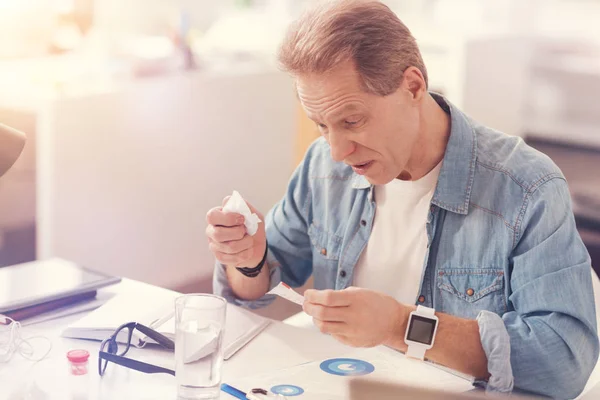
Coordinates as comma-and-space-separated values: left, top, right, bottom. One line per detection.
278, 0, 428, 96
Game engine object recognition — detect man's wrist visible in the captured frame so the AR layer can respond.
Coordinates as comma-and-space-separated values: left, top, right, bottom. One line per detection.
250, 242, 269, 268
384, 303, 414, 350
236, 241, 268, 278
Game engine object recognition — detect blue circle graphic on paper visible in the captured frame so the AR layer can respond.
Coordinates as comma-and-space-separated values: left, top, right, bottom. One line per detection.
271, 385, 304, 396
319, 358, 375, 376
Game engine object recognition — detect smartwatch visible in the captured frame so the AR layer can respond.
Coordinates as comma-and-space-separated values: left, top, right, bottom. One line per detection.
404, 305, 439, 360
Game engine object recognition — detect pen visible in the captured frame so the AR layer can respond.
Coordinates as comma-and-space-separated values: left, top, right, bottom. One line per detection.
221, 383, 247, 399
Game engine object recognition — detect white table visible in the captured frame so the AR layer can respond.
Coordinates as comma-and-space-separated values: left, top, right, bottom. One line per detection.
3, 278, 600, 399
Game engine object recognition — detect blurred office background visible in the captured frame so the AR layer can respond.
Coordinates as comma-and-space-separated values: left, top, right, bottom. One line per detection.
0, 0, 599, 318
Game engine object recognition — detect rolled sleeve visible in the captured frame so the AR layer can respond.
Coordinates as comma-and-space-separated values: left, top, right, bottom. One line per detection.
212, 249, 281, 309
476, 310, 514, 393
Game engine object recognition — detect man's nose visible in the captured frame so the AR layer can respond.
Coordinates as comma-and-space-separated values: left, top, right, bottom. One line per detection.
329, 129, 356, 163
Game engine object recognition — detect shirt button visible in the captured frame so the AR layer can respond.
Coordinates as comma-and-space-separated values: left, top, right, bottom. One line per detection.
418, 295, 425, 303
339, 270, 347, 278
466, 288, 475, 296
360, 220, 367, 227
320, 248, 327, 256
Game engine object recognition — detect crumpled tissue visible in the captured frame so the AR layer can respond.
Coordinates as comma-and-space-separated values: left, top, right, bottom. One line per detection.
222, 190, 262, 236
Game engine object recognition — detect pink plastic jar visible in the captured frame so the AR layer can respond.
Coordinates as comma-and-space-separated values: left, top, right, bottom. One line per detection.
67, 349, 90, 376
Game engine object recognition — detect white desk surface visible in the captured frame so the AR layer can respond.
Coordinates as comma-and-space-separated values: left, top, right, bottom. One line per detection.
3, 278, 600, 399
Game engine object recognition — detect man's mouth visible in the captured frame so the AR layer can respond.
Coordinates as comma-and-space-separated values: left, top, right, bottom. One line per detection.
351, 161, 374, 175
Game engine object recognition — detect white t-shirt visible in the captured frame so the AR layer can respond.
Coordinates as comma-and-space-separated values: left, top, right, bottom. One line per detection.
352, 162, 442, 305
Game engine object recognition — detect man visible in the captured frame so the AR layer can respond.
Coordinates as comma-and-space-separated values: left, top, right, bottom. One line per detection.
206, 1, 598, 397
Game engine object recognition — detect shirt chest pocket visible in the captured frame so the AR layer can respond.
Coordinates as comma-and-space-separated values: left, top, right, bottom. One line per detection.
308, 224, 343, 289
436, 268, 507, 319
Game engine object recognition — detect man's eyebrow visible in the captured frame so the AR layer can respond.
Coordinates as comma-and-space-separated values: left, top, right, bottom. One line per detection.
303, 104, 364, 123
304, 112, 319, 123
331, 104, 363, 119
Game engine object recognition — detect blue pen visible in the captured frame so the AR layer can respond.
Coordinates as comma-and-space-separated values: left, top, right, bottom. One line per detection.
221, 383, 247, 399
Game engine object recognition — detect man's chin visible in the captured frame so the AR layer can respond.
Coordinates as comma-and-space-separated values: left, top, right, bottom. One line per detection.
354, 165, 397, 186
363, 174, 395, 186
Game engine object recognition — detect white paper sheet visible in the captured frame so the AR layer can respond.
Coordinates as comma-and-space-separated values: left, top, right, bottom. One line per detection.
227, 347, 474, 399
268, 282, 305, 305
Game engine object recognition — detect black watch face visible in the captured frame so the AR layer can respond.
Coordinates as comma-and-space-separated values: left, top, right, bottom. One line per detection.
407, 315, 437, 345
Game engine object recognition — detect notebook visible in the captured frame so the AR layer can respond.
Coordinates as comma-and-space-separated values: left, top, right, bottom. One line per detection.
61, 291, 270, 360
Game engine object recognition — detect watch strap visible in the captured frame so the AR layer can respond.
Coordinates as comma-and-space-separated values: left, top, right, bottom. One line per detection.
406, 345, 427, 360
416, 305, 435, 316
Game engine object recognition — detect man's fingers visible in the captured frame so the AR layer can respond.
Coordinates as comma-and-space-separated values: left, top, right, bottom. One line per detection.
206, 225, 246, 242
303, 302, 348, 322
206, 207, 244, 227
313, 319, 348, 335
304, 289, 352, 307
208, 235, 253, 255
212, 248, 254, 266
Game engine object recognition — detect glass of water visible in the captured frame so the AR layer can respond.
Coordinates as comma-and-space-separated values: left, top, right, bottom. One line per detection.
175, 294, 227, 400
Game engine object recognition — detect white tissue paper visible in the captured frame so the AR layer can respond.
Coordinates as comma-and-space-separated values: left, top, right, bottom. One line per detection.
222, 190, 262, 236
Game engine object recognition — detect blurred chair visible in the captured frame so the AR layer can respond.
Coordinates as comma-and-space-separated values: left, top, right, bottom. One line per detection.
0, 123, 26, 178
0, 122, 32, 266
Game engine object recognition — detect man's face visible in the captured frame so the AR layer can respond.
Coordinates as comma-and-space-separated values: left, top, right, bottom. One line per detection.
297, 62, 421, 185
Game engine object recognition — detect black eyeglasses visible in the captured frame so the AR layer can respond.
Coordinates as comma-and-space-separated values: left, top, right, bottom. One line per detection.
98, 322, 175, 377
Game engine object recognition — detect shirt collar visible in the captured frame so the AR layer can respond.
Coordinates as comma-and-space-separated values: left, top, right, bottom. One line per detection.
351, 174, 371, 189
429, 93, 477, 215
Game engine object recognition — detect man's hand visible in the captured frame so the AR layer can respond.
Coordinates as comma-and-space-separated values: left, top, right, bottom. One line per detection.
306, 288, 490, 379
206, 196, 267, 268
303, 287, 410, 347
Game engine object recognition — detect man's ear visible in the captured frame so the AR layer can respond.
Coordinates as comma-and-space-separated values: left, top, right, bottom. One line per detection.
400, 66, 427, 102
0, 123, 26, 178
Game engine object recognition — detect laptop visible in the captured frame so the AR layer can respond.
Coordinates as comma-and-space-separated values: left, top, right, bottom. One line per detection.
0, 258, 121, 316
349, 378, 542, 399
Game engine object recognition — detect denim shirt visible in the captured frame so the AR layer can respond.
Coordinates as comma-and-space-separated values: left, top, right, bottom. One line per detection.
214, 94, 599, 398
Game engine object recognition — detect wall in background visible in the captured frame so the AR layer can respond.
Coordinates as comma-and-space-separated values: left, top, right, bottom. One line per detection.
93, 0, 235, 36
36, 68, 296, 290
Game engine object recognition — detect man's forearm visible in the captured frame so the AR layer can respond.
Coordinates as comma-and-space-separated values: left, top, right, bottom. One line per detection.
225, 264, 270, 301
385, 306, 490, 379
